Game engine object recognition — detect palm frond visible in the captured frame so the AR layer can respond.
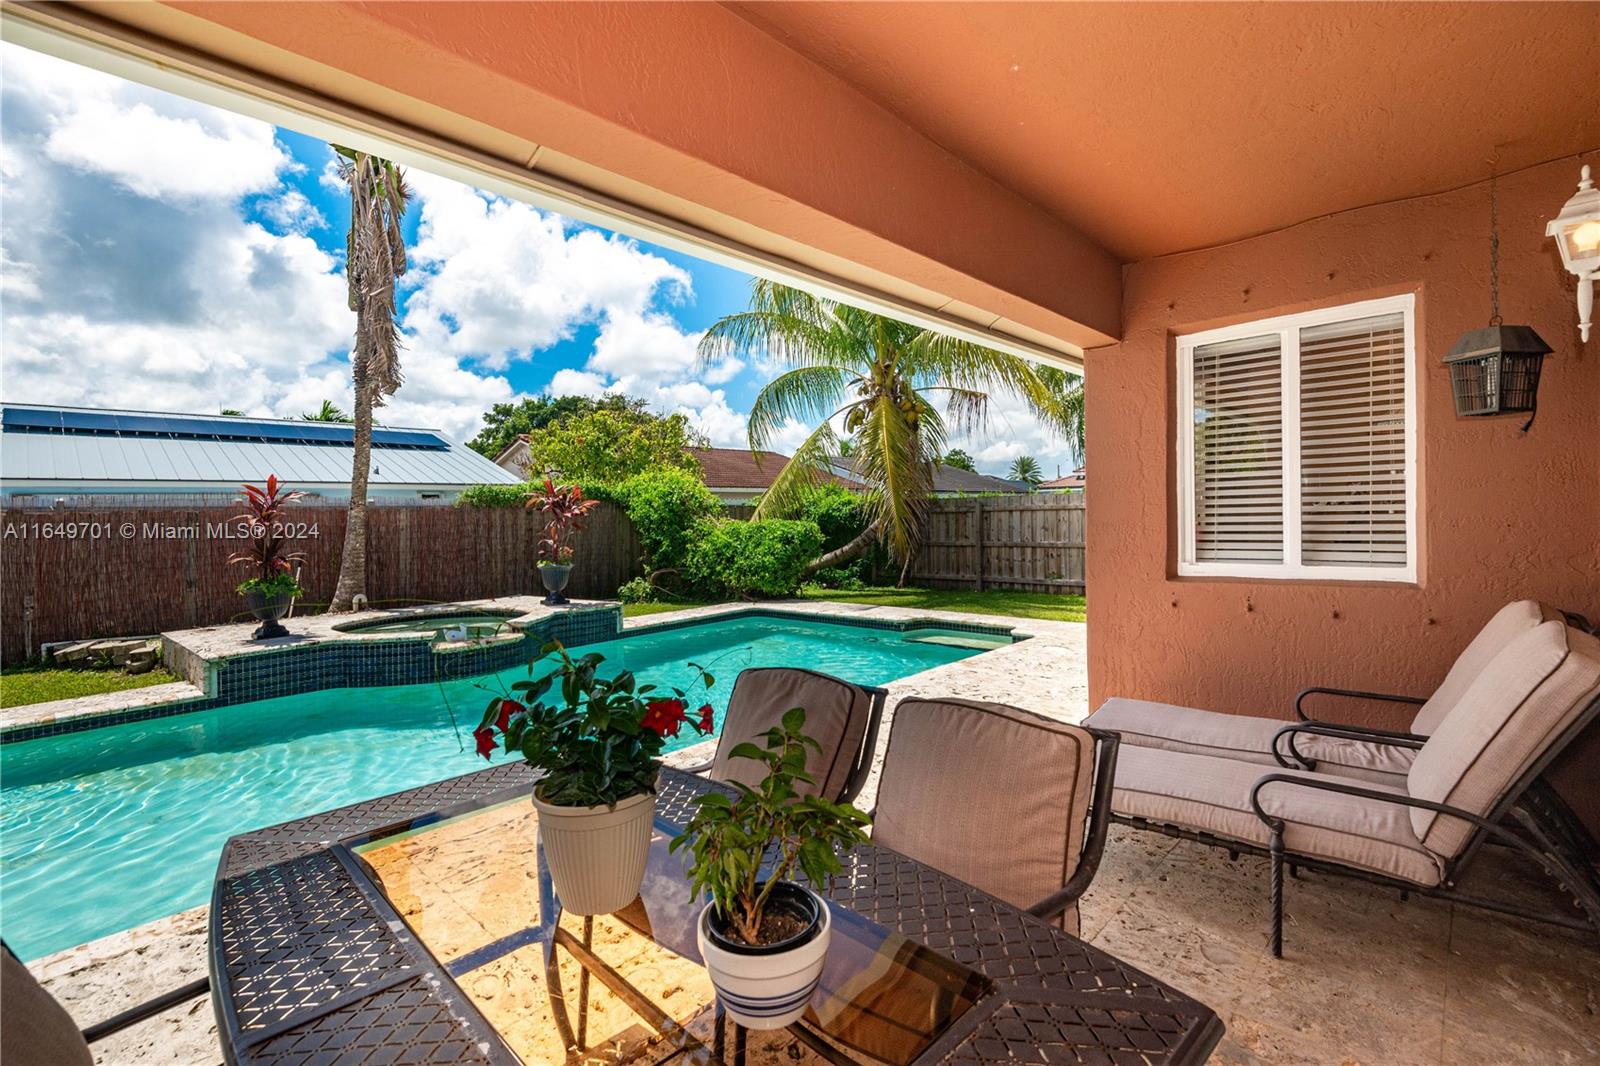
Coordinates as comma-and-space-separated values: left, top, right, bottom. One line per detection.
746, 366, 857, 451
751, 419, 840, 520
853, 393, 940, 564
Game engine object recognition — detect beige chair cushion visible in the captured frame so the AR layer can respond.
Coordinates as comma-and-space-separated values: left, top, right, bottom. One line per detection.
873, 699, 1097, 932
1112, 745, 1442, 886
710, 668, 872, 800
1408, 623, 1600, 859
1, 947, 93, 1066
1086, 697, 1414, 785
1409, 600, 1563, 734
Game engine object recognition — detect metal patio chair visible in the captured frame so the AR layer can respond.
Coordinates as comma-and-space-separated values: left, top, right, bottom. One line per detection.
1104, 620, 1600, 956
870, 697, 1120, 936
682, 666, 888, 805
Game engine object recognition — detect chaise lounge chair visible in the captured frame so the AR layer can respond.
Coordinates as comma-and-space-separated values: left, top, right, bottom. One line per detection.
683, 667, 888, 805
1099, 620, 1600, 955
1085, 599, 1567, 785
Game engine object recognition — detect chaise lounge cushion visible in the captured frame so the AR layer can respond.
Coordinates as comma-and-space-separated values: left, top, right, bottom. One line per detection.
1, 946, 93, 1066
873, 699, 1097, 933
1112, 745, 1443, 886
1087, 697, 1417, 784
1086, 600, 1561, 786
710, 668, 873, 801
1407, 623, 1600, 859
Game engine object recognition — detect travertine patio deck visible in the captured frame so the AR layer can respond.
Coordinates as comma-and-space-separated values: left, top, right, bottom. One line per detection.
24, 601, 1598, 1065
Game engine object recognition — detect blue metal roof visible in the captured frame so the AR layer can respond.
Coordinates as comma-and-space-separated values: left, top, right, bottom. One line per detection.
0, 405, 521, 490
1, 405, 448, 450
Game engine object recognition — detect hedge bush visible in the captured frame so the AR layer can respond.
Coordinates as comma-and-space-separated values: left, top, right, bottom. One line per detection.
615, 468, 722, 572
455, 483, 532, 508
685, 519, 823, 599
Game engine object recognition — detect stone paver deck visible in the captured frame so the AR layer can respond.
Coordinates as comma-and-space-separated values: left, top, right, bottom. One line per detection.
22, 600, 1597, 1065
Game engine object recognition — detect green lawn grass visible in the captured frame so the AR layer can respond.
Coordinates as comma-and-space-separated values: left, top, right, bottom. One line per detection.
0, 664, 181, 709
621, 587, 1084, 624
800, 586, 1085, 623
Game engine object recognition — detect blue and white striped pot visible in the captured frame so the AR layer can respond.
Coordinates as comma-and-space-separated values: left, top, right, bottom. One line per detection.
696, 882, 831, 1030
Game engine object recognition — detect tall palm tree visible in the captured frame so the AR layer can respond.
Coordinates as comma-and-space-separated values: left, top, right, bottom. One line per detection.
302, 400, 352, 423
1008, 456, 1044, 485
699, 281, 1083, 576
329, 147, 411, 613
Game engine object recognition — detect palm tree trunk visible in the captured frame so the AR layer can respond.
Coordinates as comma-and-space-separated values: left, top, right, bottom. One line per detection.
329, 362, 372, 612
803, 520, 882, 575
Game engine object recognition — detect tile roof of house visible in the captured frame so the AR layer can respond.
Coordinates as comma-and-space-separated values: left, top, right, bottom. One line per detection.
930, 464, 1032, 493
690, 447, 862, 490
0, 404, 519, 489
1038, 467, 1086, 489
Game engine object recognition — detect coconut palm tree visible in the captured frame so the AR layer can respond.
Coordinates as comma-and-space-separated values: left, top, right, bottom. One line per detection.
302, 400, 352, 423
329, 147, 411, 613
1008, 455, 1044, 485
699, 280, 1083, 577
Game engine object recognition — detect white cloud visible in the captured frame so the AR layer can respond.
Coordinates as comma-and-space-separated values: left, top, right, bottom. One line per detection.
260, 189, 326, 234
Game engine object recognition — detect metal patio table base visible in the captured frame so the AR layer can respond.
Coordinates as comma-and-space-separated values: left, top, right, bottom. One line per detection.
209, 764, 1225, 1066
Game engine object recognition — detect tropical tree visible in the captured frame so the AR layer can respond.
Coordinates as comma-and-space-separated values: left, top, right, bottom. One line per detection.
1008, 455, 1044, 485
522, 407, 706, 484
302, 400, 352, 423
467, 393, 649, 458
942, 448, 976, 471
699, 280, 1083, 577
329, 147, 411, 613
219, 408, 244, 416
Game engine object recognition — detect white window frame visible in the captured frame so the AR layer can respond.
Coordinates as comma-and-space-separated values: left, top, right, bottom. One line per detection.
1176, 294, 1417, 583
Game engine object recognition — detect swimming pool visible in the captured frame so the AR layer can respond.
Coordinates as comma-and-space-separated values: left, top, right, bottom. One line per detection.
0, 613, 999, 960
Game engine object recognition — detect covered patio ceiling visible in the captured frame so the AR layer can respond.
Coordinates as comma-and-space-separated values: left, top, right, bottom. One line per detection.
4, 2, 1595, 361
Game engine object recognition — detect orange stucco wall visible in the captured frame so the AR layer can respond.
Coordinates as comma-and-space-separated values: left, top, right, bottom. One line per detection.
1086, 152, 1600, 726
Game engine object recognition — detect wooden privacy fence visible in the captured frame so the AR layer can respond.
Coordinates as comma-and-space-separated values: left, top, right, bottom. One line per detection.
0, 501, 641, 663
910, 493, 1085, 593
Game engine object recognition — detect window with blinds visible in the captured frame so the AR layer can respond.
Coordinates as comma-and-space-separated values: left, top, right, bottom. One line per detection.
1178, 296, 1415, 581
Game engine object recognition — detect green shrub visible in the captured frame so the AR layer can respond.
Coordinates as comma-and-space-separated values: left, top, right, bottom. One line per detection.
789, 484, 869, 553
456, 483, 532, 508
685, 519, 823, 599
617, 576, 658, 604
616, 468, 721, 572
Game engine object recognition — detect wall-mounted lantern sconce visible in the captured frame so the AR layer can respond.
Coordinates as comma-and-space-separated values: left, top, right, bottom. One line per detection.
1545, 164, 1600, 342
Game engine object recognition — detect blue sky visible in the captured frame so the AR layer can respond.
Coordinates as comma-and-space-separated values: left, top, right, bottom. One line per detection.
0, 42, 1077, 476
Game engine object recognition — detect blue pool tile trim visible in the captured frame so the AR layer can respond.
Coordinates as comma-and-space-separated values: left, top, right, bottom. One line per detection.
0, 606, 1017, 744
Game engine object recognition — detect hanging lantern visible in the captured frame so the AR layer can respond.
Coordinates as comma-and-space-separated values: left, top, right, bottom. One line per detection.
1443, 325, 1552, 417
1445, 171, 1552, 425
1544, 164, 1600, 342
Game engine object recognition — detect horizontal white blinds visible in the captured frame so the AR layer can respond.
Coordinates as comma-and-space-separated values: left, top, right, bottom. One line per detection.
1299, 312, 1408, 568
1192, 333, 1284, 564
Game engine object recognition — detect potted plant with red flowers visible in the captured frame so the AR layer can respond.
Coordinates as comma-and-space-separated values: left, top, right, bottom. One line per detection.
528, 477, 599, 606
670, 709, 871, 1029
473, 642, 717, 915
228, 475, 306, 639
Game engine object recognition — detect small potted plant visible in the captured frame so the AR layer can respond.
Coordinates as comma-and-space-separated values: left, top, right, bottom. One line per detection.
228, 475, 306, 639
528, 477, 598, 605
670, 709, 871, 1030
473, 643, 716, 915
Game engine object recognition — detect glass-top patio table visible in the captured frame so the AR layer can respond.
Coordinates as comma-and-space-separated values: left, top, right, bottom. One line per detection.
209, 765, 1223, 1065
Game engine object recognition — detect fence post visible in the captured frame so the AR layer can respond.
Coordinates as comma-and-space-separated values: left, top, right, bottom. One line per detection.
972, 498, 985, 592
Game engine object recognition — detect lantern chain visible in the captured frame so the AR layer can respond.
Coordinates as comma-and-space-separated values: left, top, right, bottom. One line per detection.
1489, 168, 1501, 327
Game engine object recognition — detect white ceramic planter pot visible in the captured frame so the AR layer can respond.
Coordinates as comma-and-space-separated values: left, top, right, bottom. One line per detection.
532, 790, 656, 916
696, 883, 831, 1030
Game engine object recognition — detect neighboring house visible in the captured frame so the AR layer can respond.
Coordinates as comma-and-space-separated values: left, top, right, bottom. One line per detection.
1038, 467, 1086, 492
491, 435, 534, 475
0, 404, 520, 505
694, 448, 861, 503
823, 455, 1029, 497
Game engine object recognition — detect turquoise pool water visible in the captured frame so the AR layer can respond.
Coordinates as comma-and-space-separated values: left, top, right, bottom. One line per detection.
0, 614, 989, 960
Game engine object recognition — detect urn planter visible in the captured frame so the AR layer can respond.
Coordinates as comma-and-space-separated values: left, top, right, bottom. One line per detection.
538, 562, 573, 606
241, 589, 294, 640
532, 789, 656, 916
696, 881, 831, 1030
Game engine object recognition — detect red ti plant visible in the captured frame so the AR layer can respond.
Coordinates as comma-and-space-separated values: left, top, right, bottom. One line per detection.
228, 475, 308, 596
527, 477, 598, 565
